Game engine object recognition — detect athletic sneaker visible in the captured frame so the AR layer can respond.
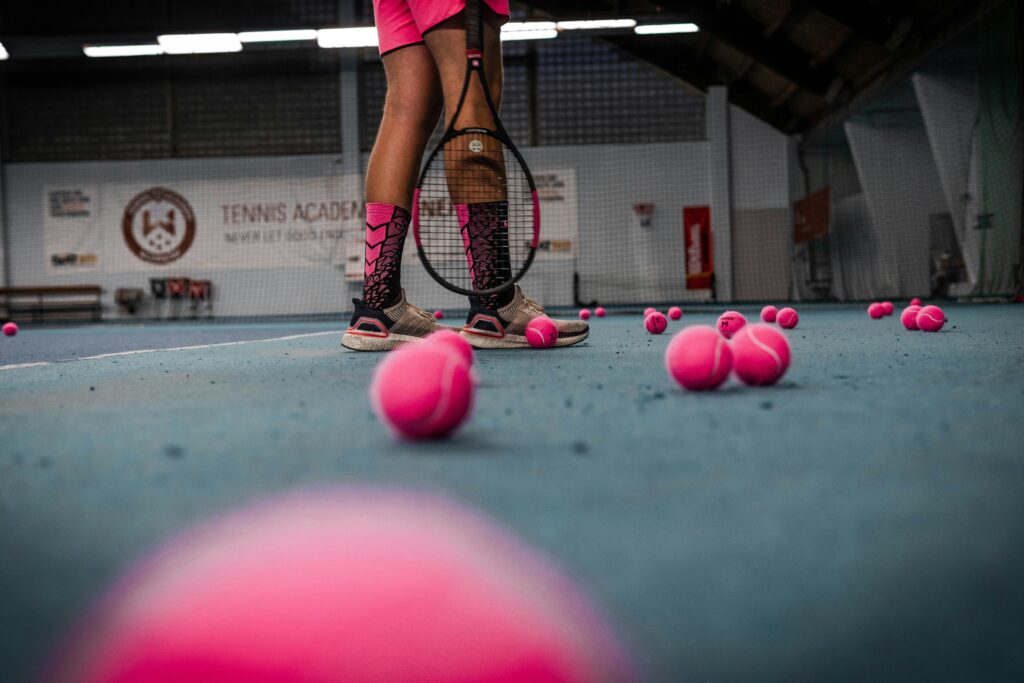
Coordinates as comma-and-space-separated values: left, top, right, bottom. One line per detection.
341, 290, 442, 351
460, 285, 589, 349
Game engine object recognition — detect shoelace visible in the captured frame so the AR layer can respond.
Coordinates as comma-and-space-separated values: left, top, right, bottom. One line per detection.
523, 297, 545, 315
406, 303, 436, 323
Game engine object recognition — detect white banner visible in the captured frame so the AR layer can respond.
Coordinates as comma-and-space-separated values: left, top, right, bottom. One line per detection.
46, 175, 363, 272
45, 187, 101, 271
534, 169, 578, 261
43, 169, 576, 274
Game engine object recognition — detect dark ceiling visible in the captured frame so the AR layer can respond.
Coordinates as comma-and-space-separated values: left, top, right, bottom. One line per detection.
515, 0, 1002, 134
0, 0, 1005, 135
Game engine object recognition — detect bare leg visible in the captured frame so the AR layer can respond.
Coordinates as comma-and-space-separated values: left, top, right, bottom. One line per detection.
424, 10, 505, 205
364, 44, 442, 208
360, 44, 441, 309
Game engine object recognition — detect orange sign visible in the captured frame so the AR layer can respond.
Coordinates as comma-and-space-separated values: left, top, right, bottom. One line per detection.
793, 187, 831, 244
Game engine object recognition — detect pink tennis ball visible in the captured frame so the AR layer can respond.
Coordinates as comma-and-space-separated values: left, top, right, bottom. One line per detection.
578, 309, 591, 320
644, 311, 667, 334
594, 307, 606, 318
49, 489, 634, 683
643, 307, 656, 317
916, 305, 945, 332
716, 311, 747, 339
667, 306, 682, 320
881, 301, 894, 316
424, 328, 474, 367
760, 306, 777, 323
2, 322, 17, 337
867, 303, 885, 319
433, 310, 444, 320
370, 344, 473, 439
730, 324, 791, 386
900, 305, 922, 330
776, 307, 799, 329
910, 297, 922, 307
664, 325, 732, 391
526, 316, 558, 349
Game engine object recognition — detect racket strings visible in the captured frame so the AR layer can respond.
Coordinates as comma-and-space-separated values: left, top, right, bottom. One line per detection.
417, 131, 534, 293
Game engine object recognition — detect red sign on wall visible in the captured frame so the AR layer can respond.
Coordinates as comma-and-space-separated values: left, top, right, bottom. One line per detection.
793, 186, 831, 244
684, 206, 713, 290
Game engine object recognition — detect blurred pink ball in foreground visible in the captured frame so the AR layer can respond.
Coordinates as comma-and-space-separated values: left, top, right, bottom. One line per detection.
730, 324, 791, 386
49, 490, 634, 683
424, 328, 474, 367
664, 325, 732, 391
370, 343, 474, 440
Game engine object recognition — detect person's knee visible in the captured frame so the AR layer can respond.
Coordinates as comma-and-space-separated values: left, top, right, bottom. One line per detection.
383, 90, 442, 136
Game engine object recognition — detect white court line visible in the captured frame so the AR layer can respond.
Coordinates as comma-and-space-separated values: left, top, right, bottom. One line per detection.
0, 330, 340, 372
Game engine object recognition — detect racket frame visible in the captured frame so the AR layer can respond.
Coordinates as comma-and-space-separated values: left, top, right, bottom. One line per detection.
412, 0, 539, 297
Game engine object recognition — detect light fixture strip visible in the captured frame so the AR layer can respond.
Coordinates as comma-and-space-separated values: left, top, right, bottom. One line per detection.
633, 23, 700, 35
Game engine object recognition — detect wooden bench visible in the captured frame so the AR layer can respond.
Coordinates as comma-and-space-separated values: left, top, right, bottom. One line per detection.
0, 285, 103, 322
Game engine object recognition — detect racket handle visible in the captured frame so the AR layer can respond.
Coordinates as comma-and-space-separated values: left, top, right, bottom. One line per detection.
465, 0, 482, 53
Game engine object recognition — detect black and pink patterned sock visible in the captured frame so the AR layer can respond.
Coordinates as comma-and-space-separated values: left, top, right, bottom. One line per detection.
458, 200, 514, 310
362, 203, 410, 309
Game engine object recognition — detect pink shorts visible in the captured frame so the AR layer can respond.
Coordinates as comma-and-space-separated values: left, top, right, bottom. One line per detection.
373, 0, 510, 56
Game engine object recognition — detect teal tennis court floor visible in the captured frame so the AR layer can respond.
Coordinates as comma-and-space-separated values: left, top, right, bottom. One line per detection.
2, 304, 1023, 681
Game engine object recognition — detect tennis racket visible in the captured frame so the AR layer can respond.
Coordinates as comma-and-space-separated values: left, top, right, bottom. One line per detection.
412, 0, 539, 297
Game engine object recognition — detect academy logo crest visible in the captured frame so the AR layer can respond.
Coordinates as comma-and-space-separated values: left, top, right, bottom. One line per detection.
122, 187, 196, 265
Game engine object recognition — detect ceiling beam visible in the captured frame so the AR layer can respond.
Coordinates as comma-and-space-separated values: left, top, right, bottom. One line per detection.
687, 4, 840, 98
805, 0, 1008, 138
605, 35, 802, 133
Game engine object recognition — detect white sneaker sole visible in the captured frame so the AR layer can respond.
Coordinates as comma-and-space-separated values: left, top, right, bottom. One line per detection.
459, 328, 589, 349
340, 332, 425, 352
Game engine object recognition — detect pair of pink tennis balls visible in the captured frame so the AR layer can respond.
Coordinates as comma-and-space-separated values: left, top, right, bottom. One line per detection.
665, 323, 791, 390
370, 330, 475, 439
757, 306, 799, 329
577, 307, 605, 320
47, 490, 634, 683
867, 301, 895, 319
901, 304, 945, 332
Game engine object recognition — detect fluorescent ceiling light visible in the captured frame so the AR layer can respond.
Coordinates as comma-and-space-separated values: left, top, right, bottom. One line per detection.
317, 27, 378, 48
0, 43, 8, 60
502, 21, 557, 32
500, 29, 558, 41
556, 19, 636, 30
83, 44, 164, 58
634, 23, 699, 35
158, 33, 243, 54
238, 29, 318, 43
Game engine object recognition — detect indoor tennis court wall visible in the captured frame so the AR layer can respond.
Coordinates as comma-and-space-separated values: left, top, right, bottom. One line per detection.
0, 91, 791, 318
